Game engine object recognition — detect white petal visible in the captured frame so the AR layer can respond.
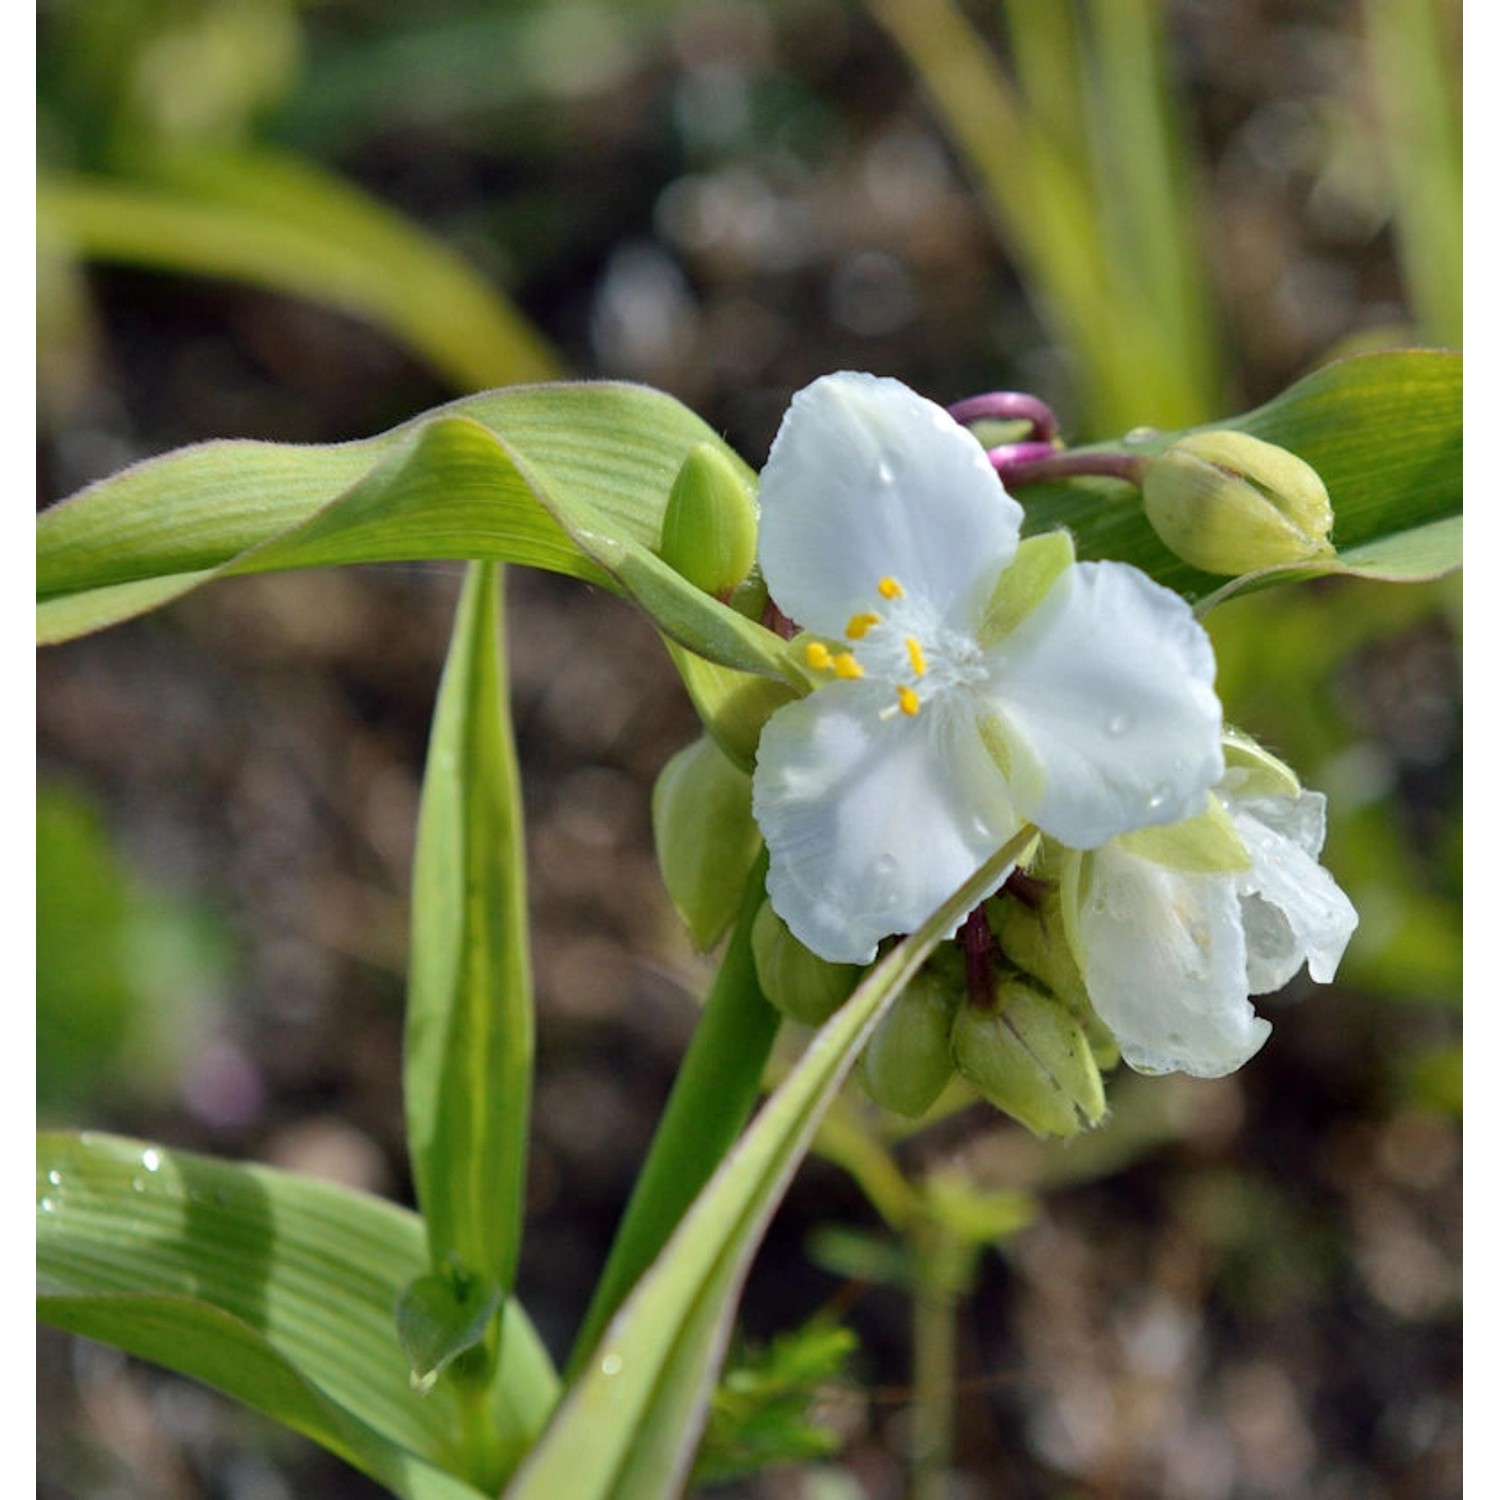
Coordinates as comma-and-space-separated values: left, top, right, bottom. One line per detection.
752, 684, 1023, 963
757, 373, 1022, 638
1231, 798, 1358, 989
1078, 844, 1270, 1078
984, 561, 1224, 847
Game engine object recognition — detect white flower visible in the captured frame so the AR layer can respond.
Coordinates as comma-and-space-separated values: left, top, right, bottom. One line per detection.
750, 372, 1225, 964
1070, 777, 1359, 1078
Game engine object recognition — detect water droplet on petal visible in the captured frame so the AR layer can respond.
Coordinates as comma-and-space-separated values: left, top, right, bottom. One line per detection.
600, 1353, 623, 1377
876, 461, 895, 485
39, 1197, 56, 1214
1106, 713, 1132, 737
141, 1148, 162, 1173
1146, 784, 1170, 812
46, 1170, 62, 1188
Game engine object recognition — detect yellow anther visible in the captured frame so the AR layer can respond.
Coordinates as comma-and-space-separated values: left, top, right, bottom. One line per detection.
897, 684, 921, 716
878, 576, 904, 600
846, 611, 881, 640
805, 641, 833, 671
832, 652, 865, 680
904, 636, 928, 677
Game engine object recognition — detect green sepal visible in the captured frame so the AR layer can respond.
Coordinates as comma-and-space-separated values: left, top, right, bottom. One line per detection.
1112, 795, 1252, 873
951, 980, 1106, 1138
858, 968, 960, 1118
1220, 727, 1302, 800
658, 442, 760, 598
652, 736, 763, 952
396, 1260, 504, 1395
978, 530, 1076, 643
750, 901, 863, 1026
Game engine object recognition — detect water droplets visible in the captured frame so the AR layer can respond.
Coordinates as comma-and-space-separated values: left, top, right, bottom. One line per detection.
140, 1148, 162, 1173
868, 852, 900, 912
39, 1196, 57, 1214
876, 460, 895, 486
1106, 712, 1133, 737
600, 1353, 624, 1377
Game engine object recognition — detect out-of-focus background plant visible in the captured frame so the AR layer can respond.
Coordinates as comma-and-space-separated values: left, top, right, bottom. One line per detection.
38, 1, 1459, 1496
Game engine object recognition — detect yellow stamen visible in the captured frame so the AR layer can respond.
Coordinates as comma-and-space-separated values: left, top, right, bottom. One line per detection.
905, 636, 928, 676
846, 611, 881, 640
878, 576, 904, 600
832, 652, 865, 680
805, 641, 833, 671
897, 684, 921, 716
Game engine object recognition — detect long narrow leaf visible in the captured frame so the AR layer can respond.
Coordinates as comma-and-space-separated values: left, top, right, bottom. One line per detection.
504, 827, 1039, 1500
404, 563, 532, 1391
37, 1132, 560, 1497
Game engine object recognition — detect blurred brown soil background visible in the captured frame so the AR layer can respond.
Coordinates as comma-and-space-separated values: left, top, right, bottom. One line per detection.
37, 2, 1460, 1496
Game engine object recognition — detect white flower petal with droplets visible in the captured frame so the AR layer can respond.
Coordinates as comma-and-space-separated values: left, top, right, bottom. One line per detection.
753, 684, 1023, 964
1078, 843, 1271, 1078
1231, 792, 1358, 988
984, 562, 1223, 847
757, 372, 1023, 638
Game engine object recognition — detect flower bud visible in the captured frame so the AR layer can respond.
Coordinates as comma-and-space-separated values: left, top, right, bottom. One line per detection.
659, 442, 759, 597
652, 736, 762, 951
860, 970, 960, 1117
1141, 430, 1334, 575
751, 900, 863, 1025
951, 980, 1106, 1138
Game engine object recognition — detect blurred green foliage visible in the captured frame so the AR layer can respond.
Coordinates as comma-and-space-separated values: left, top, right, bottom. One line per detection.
37, 780, 234, 1117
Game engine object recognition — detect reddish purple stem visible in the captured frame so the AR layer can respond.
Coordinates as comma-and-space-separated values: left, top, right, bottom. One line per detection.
996, 449, 1146, 490
959, 906, 995, 1012
947, 391, 1060, 445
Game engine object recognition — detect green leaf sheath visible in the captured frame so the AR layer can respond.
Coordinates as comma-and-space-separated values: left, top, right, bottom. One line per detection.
37, 1132, 560, 1498
507, 827, 1038, 1500
406, 563, 532, 1321
568, 853, 780, 1376
36, 383, 788, 682
1014, 350, 1462, 603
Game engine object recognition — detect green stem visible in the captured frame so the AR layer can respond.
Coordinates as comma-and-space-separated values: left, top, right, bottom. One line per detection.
566, 850, 779, 1376
910, 1213, 964, 1500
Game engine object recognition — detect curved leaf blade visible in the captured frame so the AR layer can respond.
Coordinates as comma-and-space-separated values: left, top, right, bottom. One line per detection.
41, 146, 561, 393
37, 1132, 559, 1493
37, 383, 789, 680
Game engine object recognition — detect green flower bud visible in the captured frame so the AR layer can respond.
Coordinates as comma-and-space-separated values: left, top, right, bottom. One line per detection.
951, 980, 1106, 1138
652, 736, 762, 951
860, 970, 961, 1117
659, 442, 760, 598
751, 900, 862, 1025
1141, 430, 1334, 575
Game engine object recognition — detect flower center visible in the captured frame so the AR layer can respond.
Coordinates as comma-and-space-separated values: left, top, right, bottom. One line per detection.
802, 574, 986, 717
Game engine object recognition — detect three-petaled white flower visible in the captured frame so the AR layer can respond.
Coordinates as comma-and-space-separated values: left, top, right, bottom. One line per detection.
750, 372, 1226, 964
1069, 772, 1359, 1077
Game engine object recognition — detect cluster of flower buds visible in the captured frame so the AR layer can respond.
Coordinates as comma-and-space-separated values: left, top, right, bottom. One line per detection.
653, 374, 1357, 1139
